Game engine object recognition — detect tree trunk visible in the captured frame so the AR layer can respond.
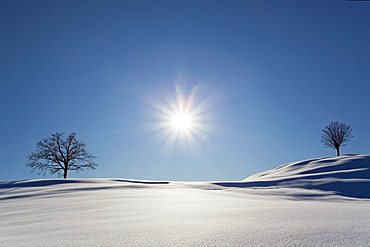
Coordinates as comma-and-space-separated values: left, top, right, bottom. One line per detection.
336, 147, 340, 157
63, 169, 68, 179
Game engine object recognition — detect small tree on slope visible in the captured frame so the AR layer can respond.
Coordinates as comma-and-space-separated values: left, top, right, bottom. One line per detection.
27, 132, 97, 179
321, 122, 353, 156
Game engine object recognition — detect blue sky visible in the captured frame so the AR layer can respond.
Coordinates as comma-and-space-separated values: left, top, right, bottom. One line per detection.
1, 0, 370, 181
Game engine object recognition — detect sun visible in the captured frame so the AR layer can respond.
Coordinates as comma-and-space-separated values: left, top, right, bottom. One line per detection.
170, 112, 194, 132
145, 84, 214, 153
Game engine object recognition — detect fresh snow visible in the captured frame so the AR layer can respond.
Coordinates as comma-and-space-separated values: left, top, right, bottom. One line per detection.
1, 155, 370, 246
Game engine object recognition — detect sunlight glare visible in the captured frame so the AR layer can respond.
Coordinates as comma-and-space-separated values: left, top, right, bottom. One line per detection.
146, 83, 215, 154
170, 112, 194, 132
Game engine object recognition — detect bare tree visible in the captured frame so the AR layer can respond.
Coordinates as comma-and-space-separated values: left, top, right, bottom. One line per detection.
321, 122, 353, 156
27, 132, 97, 179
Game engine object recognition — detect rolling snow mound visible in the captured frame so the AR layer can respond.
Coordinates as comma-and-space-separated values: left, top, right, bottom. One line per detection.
216, 154, 370, 199
1, 157, 370, 245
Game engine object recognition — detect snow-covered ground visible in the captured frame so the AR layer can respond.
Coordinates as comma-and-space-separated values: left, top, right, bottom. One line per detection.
1, 155, 370, 246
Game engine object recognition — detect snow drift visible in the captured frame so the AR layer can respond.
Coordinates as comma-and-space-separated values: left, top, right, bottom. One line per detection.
1, 155, 370, 246
215, 154, 370, 199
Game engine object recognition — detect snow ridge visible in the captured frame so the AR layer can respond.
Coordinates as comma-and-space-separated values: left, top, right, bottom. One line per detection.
216, 154, 370, 199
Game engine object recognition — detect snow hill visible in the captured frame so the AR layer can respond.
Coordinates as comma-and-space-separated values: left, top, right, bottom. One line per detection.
1, 155, 370, 246
215, 154, 370, 200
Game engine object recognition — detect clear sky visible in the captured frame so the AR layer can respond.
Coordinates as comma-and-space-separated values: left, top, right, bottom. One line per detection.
1, 0, 370, 181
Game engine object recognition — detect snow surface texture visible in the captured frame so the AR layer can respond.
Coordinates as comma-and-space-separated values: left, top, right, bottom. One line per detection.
216, 154, 370, 200
1, 155, 370, 246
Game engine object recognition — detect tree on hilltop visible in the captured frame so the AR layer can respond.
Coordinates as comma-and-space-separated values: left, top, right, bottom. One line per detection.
321, 122, 353, 156
27, 132, 97, 179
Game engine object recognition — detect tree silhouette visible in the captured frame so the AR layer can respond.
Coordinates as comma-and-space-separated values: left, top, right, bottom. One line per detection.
321, 122, 353, 156
27, 132, 97, 179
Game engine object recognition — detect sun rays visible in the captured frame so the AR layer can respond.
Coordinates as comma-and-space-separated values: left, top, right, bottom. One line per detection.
169, 111, 194, 133
146, 84, 213, 154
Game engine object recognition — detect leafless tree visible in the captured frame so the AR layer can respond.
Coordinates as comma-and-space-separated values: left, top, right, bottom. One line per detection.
27, 132, 97, 179
321, 122, 353, 156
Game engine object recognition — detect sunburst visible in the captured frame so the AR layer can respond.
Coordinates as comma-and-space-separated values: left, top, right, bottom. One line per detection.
148, 84, 212, 153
